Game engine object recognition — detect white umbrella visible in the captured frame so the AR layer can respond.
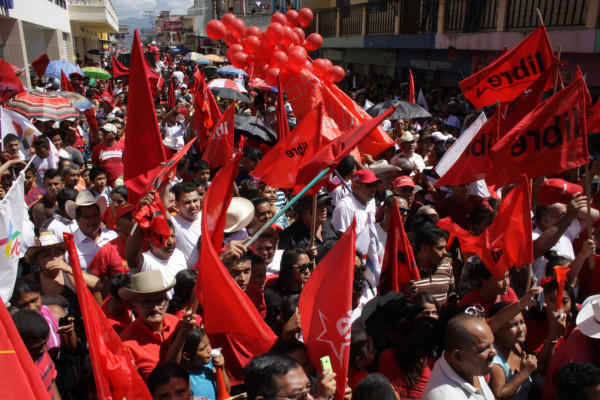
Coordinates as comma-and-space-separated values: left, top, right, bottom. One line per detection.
207, 78, 247, 93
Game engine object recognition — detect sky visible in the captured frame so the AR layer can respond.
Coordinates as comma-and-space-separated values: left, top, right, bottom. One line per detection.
113, 0, 194, 20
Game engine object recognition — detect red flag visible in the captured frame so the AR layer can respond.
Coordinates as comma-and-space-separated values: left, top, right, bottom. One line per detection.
106, 81, 114, 97
408, 70, 416, 103
111, 55, 129, 78
63, 233, 152, 400
84, 108, 99, 143
588, 98, 600, 134
378, 198, 420, 295
251, 103, 340, 189
486, 76, 590, 189
193, 153, 277, 380
123, 30, 168, 205
435, 64, 558, 188
60, 70, 75, 92
0, 301, 51, 400
202, 103, 236, 169
167, 76, 176, 108
192, 71, 221, 151
293, 103, 396, 195
276, 74, 291, 141
460, 25, 557, 109
438, 176, 533, 279
111, 54, 160, 94
554, 265, 570, 310
299, 219, 356, 400
0, 59, 25, 103
30, 53, 50, 78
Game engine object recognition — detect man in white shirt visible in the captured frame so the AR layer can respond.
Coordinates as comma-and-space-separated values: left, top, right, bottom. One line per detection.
65, 190, 118, 272
391, 131, 425, 173
168, 182, 202, 268
41, 187, 79, 240
422, 314, 496, 399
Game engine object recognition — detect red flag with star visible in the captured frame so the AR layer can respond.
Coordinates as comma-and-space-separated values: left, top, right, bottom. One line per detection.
299, 219, 355, 400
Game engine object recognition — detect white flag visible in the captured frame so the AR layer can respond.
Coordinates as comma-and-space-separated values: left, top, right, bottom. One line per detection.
417, 88, 429, 111
436, 112, 487, 177
0, 171, 25, 305
0, 107, 42, 156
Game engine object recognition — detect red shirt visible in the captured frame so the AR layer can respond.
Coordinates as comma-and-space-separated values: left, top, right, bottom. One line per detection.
36, 352, 57, 399
376, 348, 431, 400
88, 236, 129, 280
101, 297, 133, 335
245, 283, 266, 319
458, 287, 519, 317
91, 140, 124, 187
120, 313, 180, 381
348, 365, 369, 389
525, 318, 575, 354
174, 310, 203, 327
436, 195, 493, 231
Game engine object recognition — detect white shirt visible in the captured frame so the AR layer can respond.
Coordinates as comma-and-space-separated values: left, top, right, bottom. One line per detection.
327, 176, 351, 207
72, 227, 118, 272
141, 249, 187, 299
266, 249, 284, 275
164, 123, 186, 147
32, 156, 53, 188
172, 213, 202, 268
531, 219, 580, 282
422, 353, 495, 400
172, 71, 185, 84
41, 212, 79, 241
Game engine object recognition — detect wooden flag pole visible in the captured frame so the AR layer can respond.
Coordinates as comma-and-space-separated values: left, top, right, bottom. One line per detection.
585, 162, 594, 269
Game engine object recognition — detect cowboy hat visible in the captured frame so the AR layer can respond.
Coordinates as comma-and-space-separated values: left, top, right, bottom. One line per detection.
397, 131, 416, 143
576, 294, 600, 339
65, 190, 108, 219
369, 160, 401, 176
224, 197, 255, 233
118, 270, 176, 300
24, 232, 67, 264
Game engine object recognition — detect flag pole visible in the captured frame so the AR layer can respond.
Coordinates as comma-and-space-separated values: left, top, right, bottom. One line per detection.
585, 162, 594, 269
309, 194, 318, 250
246, 166, 332, 248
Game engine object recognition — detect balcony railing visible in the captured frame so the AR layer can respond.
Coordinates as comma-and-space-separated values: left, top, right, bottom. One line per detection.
505, 0, 588, 28
444, 0, 498, 32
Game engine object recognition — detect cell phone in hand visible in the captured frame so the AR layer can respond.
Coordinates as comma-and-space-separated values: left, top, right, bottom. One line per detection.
320, 355, 333, 375
58, 315, 72, 327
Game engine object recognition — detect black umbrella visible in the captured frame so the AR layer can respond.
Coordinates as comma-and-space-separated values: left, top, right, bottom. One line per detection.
210, 87, 251, 103
367, 100, 431, 120
86, 49, 104, 55
234, 114, 277, 145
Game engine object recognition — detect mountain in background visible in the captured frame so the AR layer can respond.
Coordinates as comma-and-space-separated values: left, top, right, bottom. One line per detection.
118, 16, 153, 46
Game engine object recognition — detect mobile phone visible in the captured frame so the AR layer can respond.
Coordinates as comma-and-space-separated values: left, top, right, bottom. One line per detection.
58, 315, 72, 327
320, 355, 333, 375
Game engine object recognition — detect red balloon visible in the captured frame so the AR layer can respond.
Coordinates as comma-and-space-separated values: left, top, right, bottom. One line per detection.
222, 13, 236, 28
329, 65, 345, 82
245, 25, 262, 37
305, 33, 322, 51
232, 52, 250, 69
285, 10, 299, 27
282, 27, 297, 46
278, 43, 294, 54
229, 18, 246, 40
266, 68, 281, 86
255, 63, 269, 79
229, 44, 243, 54
293, 27, 305, 43
270, 50, 288, 69
297, 8, 314, 28
323, 59, 333, 69
242, 35, 261, 56
266, 23, 285, 46
304, 60, 314, 73
271, 12, 287, 26
206, 20, 226, 40
260, 40, 275, 60
313, 58, 330, 78
288, 48, 307, 71
224, 31, 240, 46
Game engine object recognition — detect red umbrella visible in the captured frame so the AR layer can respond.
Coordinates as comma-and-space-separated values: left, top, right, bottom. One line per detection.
207, 78, 247, 93
248, 79, 275, 91
5, 92, 79, 121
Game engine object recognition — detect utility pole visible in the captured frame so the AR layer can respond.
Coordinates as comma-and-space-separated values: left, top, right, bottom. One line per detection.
143, 10, 159, 43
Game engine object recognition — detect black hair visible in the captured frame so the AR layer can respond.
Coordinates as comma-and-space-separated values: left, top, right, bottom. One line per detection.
3, 133, 19, 145
109, 272, 131, 300
147, 362, 190, 395
413, 292, 439, 314
349, 329, 371, 369
171, 182, 199, 202
556, 362, 600, 400
251, 196, 270, 209
239, 179, 261, 200
45, 129, 62, 140
269, 338, 307, 356
89, 166, 107, 181
336, 155, 356, 177
177, 155, 189, 173
413, 225, 448, 254
411, 214, 435, 233
56, 187, 79, 210
431, 144, 447, 160
251, 254, 265, 267
545, 251, 573, 278
33, 135, 50, 148
192, 179, 208, 192
243, 146, 263, 161
489, 301, 512, 318
43, 168, 62, 184
10, 278, 40, 306
181, 327, 207, 360
393, 317, 438, 388
166, 269, 197, 314
12, 309, 49, 341
244, 354, 301, 400
281, 294, 300, 322
224, 249, 254, 268
111, 185, 128, 202
470, 207, 494, 228
277, 247, 311, 289
353, 262, 367, 294
471, 256, 493, 285
353, 373, 397, 400
190, 159, 210, 173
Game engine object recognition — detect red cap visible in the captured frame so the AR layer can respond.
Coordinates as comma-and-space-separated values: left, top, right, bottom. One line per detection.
352, 170, 381, 184
393, 176, 415, 188
100, 96, 115, 107
115, 203, 135, 221
538, 179, 583, 206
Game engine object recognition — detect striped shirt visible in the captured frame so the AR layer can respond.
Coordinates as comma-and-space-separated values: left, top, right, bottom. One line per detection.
414, 261, 455, 305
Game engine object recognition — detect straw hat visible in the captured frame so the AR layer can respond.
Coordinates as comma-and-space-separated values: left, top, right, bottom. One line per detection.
24, 232, 66, 264
65, 191, 108, 219
369, 160, 401, 176
118, 270, 176, 300
397, 131, 416, 143
224, 197, 255, 233
576, 294, 600, 339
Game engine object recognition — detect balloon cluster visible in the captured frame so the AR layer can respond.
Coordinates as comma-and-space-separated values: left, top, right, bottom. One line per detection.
205, 9, 346, 85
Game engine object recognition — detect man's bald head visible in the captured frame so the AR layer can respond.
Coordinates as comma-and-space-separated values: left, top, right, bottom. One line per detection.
394, 158, 414, 176
445, 313, 487, 351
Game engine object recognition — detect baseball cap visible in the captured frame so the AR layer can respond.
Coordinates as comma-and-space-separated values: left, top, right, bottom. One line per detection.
267, 106, 276, 113
181, 84, 187, 89
100, 123, 117, 134
430, 131, 452, 142
352, 170, 381, 184
115, 204, 135, 221
538, 178, 583, 206
393, 176, 415, 188
100, 96, 115, 107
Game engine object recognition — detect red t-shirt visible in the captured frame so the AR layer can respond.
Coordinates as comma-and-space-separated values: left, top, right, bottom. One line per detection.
436, 195, 493, 231
101, 296, 133, 335
36, 352, 57, 399
376, 348, 431, 400
458, 287, 519, 317
245, 283, 266, 319
174, 310, 203, 327
88, 236, 129, 280
91, 140, 124, 187
525, 318, 575, 354
348, 365, 369, 389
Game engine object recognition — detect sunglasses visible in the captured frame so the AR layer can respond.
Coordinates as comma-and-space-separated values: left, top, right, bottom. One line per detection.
293, 262, 315, 274
399, 206, 410, 213
464, 303, 485, 318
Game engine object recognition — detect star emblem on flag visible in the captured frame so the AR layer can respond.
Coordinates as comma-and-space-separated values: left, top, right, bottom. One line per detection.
315, 310, 351, 363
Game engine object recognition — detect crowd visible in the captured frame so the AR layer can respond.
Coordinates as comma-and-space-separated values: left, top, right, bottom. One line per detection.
1, 44, 600, 400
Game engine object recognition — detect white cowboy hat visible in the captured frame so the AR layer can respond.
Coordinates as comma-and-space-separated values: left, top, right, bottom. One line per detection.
397, 130, 416, 143
24, 232, 67, 264
224, 197, 255, 233
118, 270, 176, 300
65, 190, 108, 219
369, 160, 401, 176
576, 294, 600, 339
